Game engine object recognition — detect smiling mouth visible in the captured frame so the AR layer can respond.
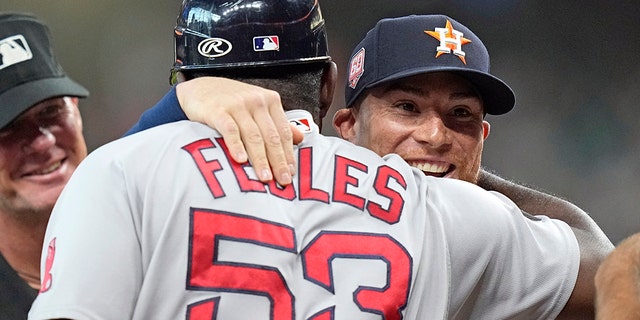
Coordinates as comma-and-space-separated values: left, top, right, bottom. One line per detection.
408, 161, 454, 178
25, 160, 63, 177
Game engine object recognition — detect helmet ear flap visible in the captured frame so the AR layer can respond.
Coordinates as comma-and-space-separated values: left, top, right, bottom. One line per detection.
171, 0, 330, 75
169, 70, 178, 86
169, 70, 188, 86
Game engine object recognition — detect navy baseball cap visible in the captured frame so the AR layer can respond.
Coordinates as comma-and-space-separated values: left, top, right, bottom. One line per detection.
345, 14, 515, 115
0, 13, 89, 129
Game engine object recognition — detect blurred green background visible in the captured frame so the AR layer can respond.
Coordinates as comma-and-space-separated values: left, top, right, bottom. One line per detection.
2, 0, 639, 244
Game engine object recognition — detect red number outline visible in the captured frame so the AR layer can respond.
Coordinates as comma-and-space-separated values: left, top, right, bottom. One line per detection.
187, 208, 297, 319
186, 209, 411, 320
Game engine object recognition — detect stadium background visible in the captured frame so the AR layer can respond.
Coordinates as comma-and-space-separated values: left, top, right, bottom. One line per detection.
2, 0, 639, 244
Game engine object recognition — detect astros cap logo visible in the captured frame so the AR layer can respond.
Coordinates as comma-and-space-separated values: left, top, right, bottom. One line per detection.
424, 20, 472, 65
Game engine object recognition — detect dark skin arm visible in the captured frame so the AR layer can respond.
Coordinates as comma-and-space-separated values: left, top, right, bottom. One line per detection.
478, 168, 614, 319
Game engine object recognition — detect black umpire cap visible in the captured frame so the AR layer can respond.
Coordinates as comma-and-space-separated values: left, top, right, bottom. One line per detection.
0, 12, 89, 129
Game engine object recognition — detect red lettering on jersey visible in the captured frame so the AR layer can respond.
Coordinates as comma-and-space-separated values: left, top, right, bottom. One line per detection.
212, 138, 295, 200
367, 165, 407, 224
231, 161, 266, 193
302, 232, 410, 320
308, 307, 334, 320
298, 147, 330, 203
39, 237, 56, 293
333, 156, 366, 210
183, 139, 226, 198
187, 297, 220, 319
188, 209, 296, 319
214, 138, 268, 194
267, 180, 296, 201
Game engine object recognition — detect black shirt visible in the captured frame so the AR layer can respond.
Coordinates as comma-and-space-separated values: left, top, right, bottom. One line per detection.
0, 253, 38, 320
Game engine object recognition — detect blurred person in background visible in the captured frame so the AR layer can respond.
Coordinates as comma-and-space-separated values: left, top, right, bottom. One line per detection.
0, 12, 89, 319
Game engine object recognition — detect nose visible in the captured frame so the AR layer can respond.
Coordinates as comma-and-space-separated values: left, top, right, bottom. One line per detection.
413, 113, 450, 148
22, 126, 56, 153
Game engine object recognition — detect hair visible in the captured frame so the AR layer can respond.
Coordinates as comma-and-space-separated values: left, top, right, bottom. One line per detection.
182, 63, 326, 124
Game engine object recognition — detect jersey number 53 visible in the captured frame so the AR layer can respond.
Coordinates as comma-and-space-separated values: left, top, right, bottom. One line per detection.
185, 208, 412, 320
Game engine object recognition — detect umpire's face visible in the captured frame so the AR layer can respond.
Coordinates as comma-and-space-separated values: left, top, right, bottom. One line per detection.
333, 72, 490, 184
0, 96, 87, 216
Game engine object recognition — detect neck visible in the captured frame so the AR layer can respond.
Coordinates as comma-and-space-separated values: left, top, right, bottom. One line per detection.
0, 208, 49, 289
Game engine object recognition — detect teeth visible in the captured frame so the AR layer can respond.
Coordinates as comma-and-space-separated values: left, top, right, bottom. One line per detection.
34, 162, 62, 175
409, 161, 449, 174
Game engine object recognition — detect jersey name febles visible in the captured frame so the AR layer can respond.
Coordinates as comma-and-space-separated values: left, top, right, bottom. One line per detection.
181, 137, 412, 319
182, 137, 408, 224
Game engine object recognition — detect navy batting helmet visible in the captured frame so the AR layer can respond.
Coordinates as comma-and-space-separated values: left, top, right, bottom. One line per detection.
171, 0, 330, 84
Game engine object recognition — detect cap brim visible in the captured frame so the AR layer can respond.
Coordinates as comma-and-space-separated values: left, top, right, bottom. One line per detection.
365, 66, 515, 115
0, 76, 89, 129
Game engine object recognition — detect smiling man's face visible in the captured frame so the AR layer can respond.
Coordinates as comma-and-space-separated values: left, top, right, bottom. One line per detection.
0, 96, 86, 215
334, 72, 490, 184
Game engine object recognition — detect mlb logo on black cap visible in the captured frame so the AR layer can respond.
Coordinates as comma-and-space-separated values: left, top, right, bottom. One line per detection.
0, 34, 33, 71
253, 36, 279, 52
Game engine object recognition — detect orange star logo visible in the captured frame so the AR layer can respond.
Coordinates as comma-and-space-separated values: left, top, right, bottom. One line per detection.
425, 20, 472, 64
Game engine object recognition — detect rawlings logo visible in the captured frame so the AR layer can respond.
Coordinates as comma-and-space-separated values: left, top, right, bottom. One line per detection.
425, 20, 472, 65
198, 37, 232, 58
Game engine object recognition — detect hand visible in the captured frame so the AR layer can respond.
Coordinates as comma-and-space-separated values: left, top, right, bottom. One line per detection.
176, 76, 303, 186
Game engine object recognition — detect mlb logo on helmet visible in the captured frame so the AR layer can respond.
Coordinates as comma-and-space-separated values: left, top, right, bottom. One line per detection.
254, 36, 279, 52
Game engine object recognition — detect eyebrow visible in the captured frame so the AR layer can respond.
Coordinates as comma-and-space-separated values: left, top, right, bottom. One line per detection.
381, 82, 480, 100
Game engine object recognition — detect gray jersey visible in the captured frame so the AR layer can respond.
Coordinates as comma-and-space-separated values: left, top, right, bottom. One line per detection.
29, 110, 578, 320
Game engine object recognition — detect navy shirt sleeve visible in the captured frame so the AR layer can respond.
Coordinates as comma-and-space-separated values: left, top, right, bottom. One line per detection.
123, 86, 188, 136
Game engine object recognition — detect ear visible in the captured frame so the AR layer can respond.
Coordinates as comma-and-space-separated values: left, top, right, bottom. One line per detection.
332, 108, 357, 142
319, 61, 337, 120
482, 120, 490, 140
68, 97, 83, 129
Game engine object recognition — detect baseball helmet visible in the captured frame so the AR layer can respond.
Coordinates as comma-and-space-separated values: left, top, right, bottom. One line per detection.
171, 0, 330, 84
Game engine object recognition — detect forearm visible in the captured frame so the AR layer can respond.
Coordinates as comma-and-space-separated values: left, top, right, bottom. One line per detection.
478, 167, 614, 315
595, 233, 640, 320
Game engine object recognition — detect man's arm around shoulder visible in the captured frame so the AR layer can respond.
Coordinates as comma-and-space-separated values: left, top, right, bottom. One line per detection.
478, 168, 614, 318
